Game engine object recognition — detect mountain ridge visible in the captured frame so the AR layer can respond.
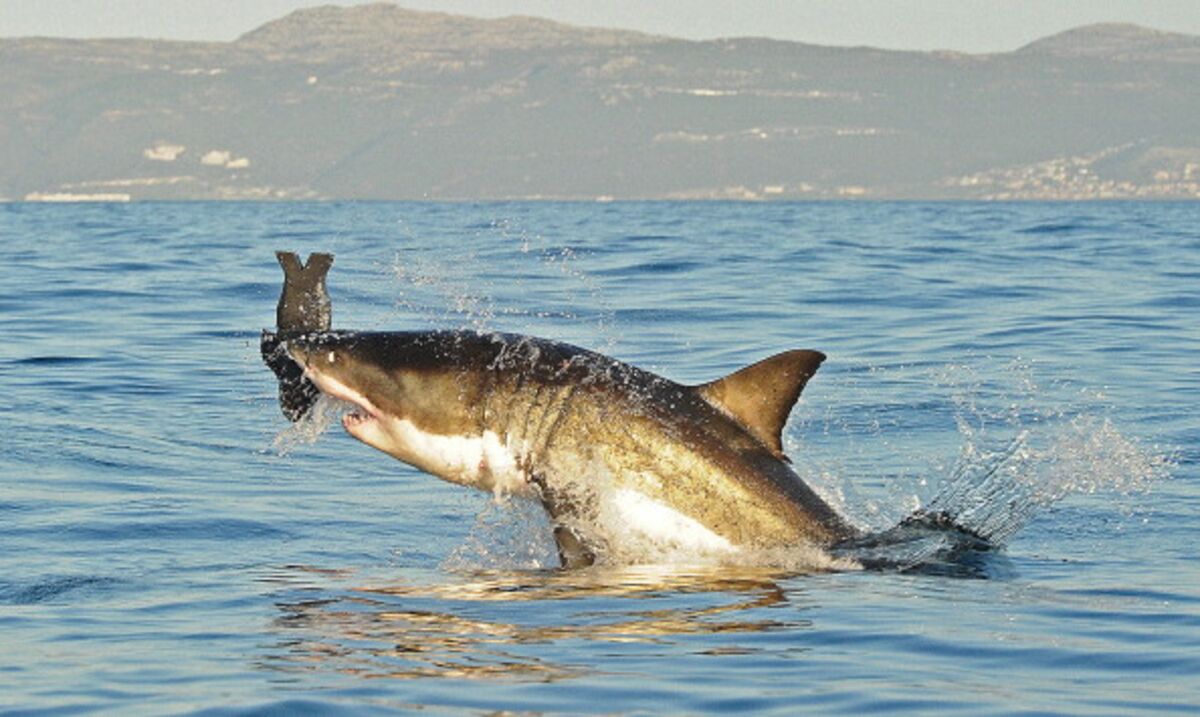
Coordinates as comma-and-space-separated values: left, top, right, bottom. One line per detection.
7, 5, 1195, 56
234, 3, 661, 55
1017, 22, 1200, 58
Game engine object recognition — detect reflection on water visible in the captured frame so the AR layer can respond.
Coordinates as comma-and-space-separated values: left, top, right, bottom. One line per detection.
259, 564, 802, 681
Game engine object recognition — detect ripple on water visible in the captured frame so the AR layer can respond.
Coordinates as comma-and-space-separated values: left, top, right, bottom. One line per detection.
0, 575, 123, 605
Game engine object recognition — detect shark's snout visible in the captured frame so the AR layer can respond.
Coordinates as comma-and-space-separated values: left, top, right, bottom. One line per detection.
285, 341, 322, 370
285, 342, 312, 367
283, 335, 381, 423
285, 335, 342, 371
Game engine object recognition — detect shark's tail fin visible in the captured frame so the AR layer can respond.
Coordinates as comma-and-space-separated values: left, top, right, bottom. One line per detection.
832, 509, 991, 573
834, 435, 1028, 573
910, 432, 1033, 545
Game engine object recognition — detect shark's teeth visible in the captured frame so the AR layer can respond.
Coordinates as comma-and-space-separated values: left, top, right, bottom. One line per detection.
303, 366, 381, 422
342, 410, 374, 428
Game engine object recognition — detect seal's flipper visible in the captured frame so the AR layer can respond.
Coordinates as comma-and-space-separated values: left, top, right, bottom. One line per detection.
264, 251, 335, 421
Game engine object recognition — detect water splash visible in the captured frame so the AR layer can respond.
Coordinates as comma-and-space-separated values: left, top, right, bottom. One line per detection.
387, 217, 617, 348
927, 360, 1172, 545
390, 250, 500, 333
271, 394, 353, 455
935, 415, 1172, 545
442, 497, 559, 572
444, 462, 859, 574
792, 357, 1173, 572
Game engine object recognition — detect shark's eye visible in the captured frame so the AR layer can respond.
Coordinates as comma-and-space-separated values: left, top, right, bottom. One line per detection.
327, 351, 336, 363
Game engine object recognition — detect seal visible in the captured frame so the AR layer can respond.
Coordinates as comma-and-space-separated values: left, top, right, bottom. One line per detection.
261, 251, 333, 421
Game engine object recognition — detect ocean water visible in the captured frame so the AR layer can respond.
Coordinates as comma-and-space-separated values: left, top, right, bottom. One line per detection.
1, 200, 1196, 715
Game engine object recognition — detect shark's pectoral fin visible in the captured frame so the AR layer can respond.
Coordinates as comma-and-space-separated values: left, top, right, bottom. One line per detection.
531, 473, 598, 569
695, 349, 825, 458
553, 525, 596, 569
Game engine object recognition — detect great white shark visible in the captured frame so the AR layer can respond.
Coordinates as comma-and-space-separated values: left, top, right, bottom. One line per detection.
263, 253, 988, 569
284, 330, 866, 566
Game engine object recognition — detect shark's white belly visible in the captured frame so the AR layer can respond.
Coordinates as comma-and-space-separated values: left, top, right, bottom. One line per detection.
384, 418, 532, 498
604, 488, 735, 556
396, 421, 736, 558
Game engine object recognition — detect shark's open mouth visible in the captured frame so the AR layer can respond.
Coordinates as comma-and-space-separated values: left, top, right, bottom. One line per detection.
288, 346, 382, 434
314, 378, 380, 432
325, 385, 381, 434
341, 407, 377, 430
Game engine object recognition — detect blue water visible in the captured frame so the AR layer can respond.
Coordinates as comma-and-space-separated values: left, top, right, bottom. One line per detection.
1, 201, 1196, 714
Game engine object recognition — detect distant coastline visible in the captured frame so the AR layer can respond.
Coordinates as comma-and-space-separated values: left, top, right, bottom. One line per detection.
22, 193, 133, 203
3, 4, 1198, 201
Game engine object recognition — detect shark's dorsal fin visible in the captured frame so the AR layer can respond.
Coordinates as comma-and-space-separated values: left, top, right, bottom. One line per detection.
695, 350, 825, 460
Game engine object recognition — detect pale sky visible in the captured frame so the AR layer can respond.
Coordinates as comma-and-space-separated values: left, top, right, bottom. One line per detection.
2, 0, 1199, 52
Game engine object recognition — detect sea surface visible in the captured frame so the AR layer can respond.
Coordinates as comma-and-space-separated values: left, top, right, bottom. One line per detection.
1, 201, 1196, 715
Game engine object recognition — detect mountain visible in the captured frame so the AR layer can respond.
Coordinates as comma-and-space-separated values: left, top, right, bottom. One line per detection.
237, 4, 658, 55
1016, 23, 1200, 60
2, 4, 1198, 201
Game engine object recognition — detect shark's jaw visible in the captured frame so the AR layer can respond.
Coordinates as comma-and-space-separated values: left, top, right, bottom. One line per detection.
281, 344, 374, 435
288, 344, 532, 498
303, 364, 386, 445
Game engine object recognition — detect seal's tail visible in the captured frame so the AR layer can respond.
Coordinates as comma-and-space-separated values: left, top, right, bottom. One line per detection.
275, 251, 333, 334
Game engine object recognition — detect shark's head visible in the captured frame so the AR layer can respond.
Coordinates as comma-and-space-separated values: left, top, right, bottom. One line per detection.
285, 331, 490, 482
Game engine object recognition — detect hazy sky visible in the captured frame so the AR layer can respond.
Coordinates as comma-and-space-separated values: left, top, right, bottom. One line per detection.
3, 0, 1199, 52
